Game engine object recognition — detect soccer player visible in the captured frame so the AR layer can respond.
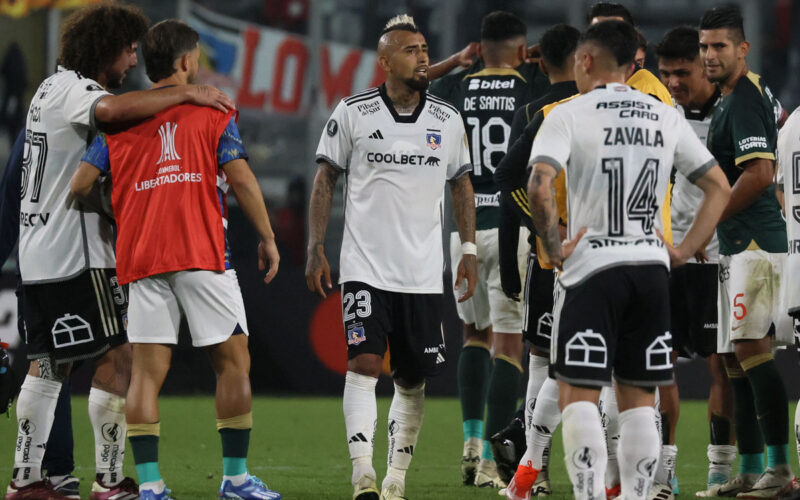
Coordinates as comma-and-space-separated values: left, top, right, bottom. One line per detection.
307, 14, 477, 500
492, 22, 580, 494
72, 19, 281, 500
528, 20, 730, 500
427, 11, 549, 488
656, 26, 738, 495
700, 6, 795, 497
6, 4, 234, 500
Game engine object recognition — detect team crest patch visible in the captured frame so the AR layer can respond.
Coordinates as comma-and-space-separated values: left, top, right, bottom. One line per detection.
426, 132, 442, 150
347, 323, 366, 346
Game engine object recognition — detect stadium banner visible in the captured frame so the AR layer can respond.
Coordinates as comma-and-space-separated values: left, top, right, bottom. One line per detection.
188, 2, 385, 115
0, 0, 100, 18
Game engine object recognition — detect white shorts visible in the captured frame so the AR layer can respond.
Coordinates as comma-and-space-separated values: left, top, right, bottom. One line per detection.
128, 269, 249, 347
717, 250, 793, 353
450, 227, 529, 333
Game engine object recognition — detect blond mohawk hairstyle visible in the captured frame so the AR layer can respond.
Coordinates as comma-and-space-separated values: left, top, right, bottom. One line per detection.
381, 14, 419, 35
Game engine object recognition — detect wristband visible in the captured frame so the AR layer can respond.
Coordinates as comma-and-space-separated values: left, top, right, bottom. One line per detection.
461, 242, 477, 256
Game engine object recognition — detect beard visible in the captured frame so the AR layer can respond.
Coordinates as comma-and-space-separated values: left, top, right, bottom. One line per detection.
404, 74, 429, 91
105, 69, 126, 89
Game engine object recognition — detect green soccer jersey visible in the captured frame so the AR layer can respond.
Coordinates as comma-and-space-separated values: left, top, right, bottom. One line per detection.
429, 61, 549, 230
707, 72, 787, 255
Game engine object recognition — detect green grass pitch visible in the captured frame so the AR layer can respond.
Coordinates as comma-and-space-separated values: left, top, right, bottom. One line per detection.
1, 397, 798, 499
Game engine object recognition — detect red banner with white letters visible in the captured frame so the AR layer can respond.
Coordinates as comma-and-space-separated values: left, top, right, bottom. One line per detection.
189, 3, 385, 115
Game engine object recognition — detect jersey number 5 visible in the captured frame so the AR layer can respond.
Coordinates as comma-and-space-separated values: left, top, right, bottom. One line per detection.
601, 157, 659, 236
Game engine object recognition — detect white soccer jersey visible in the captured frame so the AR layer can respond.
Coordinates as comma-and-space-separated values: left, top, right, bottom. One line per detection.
672, 97, 721, 263
316, 85, 472, 293
529, 83, 716, 288
778, 108, 800, 315
20, 67, 115, 283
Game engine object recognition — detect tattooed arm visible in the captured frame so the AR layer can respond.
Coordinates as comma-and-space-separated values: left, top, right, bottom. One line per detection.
305, 161, 341, 298
448, 174, 478, 302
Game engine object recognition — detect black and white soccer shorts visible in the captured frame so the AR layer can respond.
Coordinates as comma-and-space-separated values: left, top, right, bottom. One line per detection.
23, 268, 128, 365
523, 253, 555, 352
341, 281, 446, 380
669, 263, 718, 358
551, 265, 674, 388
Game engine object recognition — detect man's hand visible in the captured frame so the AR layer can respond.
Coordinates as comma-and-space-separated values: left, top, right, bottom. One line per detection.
454, 42, 479, 68
454, 254, 478, 303
657, 229, 691, 268
548, 227, 586, 270
186, 84, 236, 112
525, 44, 541, 64
305, 243, 332, 298
258, 238, 280, 284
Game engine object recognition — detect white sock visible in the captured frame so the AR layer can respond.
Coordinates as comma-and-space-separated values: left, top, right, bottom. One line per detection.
88, 387, 127, 486
140, 479, 166, 494
223, 472, 248, 486
525, 354, 550, 437
707, 444, 736, 484
655, 444, 677, 484
618, 406, 660, 500
599, 386, 620, 488
383, 382, 425, 493
13, 375, 62, 486
562, 401, 607, 500
522, 376, 560, 470
343, 371, 378, 485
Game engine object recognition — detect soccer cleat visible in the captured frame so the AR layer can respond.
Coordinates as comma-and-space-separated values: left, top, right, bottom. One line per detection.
475, 458, 507, 489
501, 461, 540, 500
219, 474, 282, 499
48, 475, 80, 499
708, 472, 732, 490
737, 466, 794, 499
490, 418, 526, 484
5, 480, 72, 499
695, 473, 759, 497
532, 471, 551, 497
90, 476, 139, 500
461, 437, 482, 485
649, 482, 676, 500
379, 482, 408, 500
139, 486, 175, 500
353, 472, 380, 500
606, 483, 622, 500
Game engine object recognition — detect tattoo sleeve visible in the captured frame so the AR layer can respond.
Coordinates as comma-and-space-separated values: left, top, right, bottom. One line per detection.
449, 175, 476, 244
528, 165, 561, 261
308, 162, 341, 252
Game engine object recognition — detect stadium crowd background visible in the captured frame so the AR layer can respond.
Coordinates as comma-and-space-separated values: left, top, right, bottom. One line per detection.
0, 0, 798, 399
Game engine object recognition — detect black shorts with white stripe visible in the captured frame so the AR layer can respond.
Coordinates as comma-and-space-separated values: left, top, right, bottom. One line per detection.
23, 268, 128, 364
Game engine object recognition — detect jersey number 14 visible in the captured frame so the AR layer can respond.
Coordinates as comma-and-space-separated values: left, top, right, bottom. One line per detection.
601, 157, 659, 236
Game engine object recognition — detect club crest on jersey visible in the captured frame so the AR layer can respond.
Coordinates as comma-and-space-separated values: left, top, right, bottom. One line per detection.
426, 132, 442, 150
347, 323, 366, 346
157, 122, 181, 164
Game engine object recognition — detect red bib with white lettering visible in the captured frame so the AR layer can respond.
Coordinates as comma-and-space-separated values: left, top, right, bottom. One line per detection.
107, 104, 234, 284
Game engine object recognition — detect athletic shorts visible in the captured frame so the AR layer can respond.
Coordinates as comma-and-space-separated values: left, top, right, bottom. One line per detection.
717, 250, 793, 354
523, 253, 556, 352
341, 281, 445, 380
449, 228, 529, 333
551, 265, 673, 388
127, 269, 248, 347
23, 268, 128, 364
669, 263, 718, 358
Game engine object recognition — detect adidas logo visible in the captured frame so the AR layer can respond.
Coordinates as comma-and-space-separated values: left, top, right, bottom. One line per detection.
348, 432, 368, 443
368, 130, 384, 139
397, 445, 414, 455
435, 353, 445, 364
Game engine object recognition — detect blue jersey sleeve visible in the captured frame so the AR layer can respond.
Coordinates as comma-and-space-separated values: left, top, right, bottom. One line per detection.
81, 133, 111, 174
217, 117, 248, 166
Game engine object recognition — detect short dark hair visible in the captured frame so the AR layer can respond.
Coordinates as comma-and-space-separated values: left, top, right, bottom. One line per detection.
586, 2, 635, 25
142, 20, 199, 82
579, 20, 638, 67
636, 29, 648, 51
539, 24, 580, 69
655, 26, 700, 61
480, 11, 526, 42
699, 5, 745, 42
58, 3, 149, 81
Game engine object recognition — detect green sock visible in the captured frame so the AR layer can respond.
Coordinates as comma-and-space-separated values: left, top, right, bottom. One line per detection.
745, 359, 789, 461
740, 453, 765, 475
219, 428, 250, 476
730, 375, 764, 474
484, 357, 521, 449
767, 444, 789, 468
458, 344, 491, 441
463, 419, 483, 440
129, 435, 162, 484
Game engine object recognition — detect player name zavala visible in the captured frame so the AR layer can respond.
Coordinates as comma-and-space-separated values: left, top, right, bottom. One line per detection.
603, 127, 664, 147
